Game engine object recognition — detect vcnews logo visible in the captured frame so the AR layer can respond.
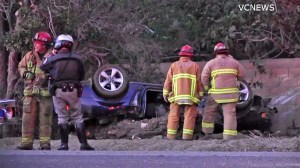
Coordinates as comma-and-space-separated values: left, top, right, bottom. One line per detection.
238, 4, 277, 12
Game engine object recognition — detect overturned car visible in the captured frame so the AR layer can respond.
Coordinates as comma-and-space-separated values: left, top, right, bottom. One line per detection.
80, 65, 278, 137
1, 65, 278, 139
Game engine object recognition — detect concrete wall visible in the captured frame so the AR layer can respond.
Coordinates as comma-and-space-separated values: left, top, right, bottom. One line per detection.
160, 58, 300, 134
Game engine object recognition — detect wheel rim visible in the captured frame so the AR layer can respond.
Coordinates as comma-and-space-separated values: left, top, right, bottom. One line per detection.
98, 67, 124, 92
238, 81, 250, 104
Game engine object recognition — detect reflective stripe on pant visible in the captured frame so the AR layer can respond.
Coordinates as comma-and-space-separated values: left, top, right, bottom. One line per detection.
39, 97, 53, 145
202, 95, 218, 134
167, 103, 197, 140
202, 95, 237, 139
21, 97, 37, 147
222, 103, 237, 140
53, 88, 83, 124
21, 96, 53, 146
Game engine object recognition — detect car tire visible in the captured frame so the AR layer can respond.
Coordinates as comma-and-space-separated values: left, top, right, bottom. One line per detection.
92, 65, 129, 99
236, 79, 253, 110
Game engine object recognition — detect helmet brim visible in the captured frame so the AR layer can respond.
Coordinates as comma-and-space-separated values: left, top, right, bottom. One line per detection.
179, 51, 193, 57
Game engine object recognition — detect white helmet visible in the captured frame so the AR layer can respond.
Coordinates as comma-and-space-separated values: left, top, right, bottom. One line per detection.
54, 34, 74, 50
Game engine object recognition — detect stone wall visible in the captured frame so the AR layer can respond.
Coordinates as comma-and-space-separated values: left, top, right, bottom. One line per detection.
160, 58, 300, 134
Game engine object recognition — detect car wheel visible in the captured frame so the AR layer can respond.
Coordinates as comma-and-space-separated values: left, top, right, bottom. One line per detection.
237, 79, 253, 110
92, 65, 129, 99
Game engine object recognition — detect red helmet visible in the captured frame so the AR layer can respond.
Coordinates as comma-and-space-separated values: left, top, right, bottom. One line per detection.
33, 31, 52, 46
214, 42, 229, 54
179, 45, 194, 57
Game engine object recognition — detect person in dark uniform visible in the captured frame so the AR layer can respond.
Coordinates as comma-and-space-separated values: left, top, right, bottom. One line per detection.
40, 34, 94, 151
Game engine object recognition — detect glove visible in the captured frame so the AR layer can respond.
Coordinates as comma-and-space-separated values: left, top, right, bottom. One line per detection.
23, 71, 35, 80
51, 49, 58, 55
163, 95, 169, 102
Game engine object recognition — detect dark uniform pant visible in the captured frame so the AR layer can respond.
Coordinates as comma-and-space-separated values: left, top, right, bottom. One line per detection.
201, 95, 237, 140
53, 88, 83, 124
167, 103, 197, 140
21, 96, 53, 147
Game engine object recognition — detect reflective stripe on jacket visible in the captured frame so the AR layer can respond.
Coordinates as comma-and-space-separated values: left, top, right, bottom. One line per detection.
163, 57, 203, 105
201, 54, 245, 103
18, 50, 52, 97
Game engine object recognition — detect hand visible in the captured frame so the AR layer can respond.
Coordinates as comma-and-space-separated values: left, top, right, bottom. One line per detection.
24, 71, 35, 80
51, 49, 58, 55
163, 95, 169, 102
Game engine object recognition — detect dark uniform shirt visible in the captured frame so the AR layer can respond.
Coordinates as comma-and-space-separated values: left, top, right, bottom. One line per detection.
40, 50, 85, 84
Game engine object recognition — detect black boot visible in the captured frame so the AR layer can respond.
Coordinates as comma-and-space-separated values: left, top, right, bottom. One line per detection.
75, 122, 95, 151
16, 144, 33, 150
58, 123, 69, 150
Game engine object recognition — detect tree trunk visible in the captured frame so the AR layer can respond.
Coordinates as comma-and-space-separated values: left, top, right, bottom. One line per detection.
0, 49, 7, 98
5, 49, 19, 99
5, 3, 24, 99
0, 15, 7, 98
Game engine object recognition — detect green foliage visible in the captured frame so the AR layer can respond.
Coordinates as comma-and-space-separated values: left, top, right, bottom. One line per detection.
2, 6, 48, 54
2, 0, 300, 82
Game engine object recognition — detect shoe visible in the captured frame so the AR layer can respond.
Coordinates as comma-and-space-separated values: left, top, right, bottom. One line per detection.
199, 134, 214, 140
40, 144, 51, 150
75, 122, 95, 151
166, 134, 176, 140
58, 143, 69, 150
16, 145, 33, 150
80, 144, 95, 151
182, 134, 193, 140
58, 123, 69, 151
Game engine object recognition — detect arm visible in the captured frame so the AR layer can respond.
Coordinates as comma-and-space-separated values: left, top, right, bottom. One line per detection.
79, 60, 85, 81
40, 57, 53, 73
18, 53, 29, 77
163, 64, 173, 102
237, 61, 246, 80
196, 65, 204, 97
201, 62, 211, 91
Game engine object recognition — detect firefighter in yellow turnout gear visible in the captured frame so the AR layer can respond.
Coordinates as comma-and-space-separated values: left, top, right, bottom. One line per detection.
17, 32, 54, 150
163, 45, 203, 140
201, 42, 245, 140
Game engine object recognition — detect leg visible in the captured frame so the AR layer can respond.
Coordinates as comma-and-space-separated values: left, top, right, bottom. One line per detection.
166, 103, 180, 140
67, 89, 93, 150
53, 90, 70, 150
222, 103, 237, 140
57, 123, 69, 150
75, 122, 94, 150
17, 97, 38, 150
182, 105, 197, 140
201, 95, 219, 135
53, 91, 69, 125
38, 97, 53, 150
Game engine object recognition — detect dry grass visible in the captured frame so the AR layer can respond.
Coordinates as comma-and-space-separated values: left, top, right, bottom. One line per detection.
1, 135, 299, 152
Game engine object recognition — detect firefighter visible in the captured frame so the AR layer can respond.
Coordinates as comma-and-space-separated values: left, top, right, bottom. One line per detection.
17, 31, 54, 150
40, 34, 94, 150
201, 42, 246, 140
163, 45, 203, 140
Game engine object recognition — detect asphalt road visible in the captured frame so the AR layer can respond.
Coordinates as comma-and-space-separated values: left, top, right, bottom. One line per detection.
0, 150, 300, 168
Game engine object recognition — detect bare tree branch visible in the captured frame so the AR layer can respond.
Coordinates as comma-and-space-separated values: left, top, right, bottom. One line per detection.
47, 6, 56, 38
